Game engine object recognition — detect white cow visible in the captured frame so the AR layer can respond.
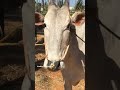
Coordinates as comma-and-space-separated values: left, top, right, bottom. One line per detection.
43, 0, 85, 90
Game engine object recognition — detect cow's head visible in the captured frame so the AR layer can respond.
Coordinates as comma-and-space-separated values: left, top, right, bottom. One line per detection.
35, 12, 44, 26
43, 0, 85, 71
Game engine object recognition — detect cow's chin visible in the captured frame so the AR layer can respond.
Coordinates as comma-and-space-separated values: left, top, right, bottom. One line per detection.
43, 59, 65, 71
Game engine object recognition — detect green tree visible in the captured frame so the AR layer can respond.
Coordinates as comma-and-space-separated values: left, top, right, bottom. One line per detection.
35, 2, 42, 12
42, 0, 45, 11
42, 1, 48, 15
74, 0, 84, 11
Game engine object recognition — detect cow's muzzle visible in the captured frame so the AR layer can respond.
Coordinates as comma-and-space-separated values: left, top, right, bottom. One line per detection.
47, 60, 60, 71
38, 59, 65, 71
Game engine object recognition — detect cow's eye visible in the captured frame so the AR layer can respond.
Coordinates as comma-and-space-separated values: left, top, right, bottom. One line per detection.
43, 24, 46, 28
70, 24, 76, 32
67, 23, 70, 29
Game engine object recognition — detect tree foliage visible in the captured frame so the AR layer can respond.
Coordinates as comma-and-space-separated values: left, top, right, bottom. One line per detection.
74, 0, 84, 11
35, 2, 41, 12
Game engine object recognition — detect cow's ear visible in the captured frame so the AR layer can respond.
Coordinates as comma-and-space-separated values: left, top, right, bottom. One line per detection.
35, 12, 44, 26
71, 11, 85, 26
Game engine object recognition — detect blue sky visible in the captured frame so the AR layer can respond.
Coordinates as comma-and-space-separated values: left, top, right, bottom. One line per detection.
70, 0, 85, 7
35, 0, 85, 7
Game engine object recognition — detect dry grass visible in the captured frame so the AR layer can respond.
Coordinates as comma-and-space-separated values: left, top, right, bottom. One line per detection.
36, 35, 44, 41
4, 19, 23, 35
35, 53, 46, 61
35, 34, 85, 90
0, 65, 25, 86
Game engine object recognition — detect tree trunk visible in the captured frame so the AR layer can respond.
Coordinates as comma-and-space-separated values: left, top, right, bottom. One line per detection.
42, 0, 44, 11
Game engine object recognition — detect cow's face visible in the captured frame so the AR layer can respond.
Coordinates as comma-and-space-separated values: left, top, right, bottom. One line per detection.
43, 4, 71, 70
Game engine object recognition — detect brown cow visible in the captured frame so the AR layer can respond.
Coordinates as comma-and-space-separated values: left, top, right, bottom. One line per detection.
35, 12, 45, 42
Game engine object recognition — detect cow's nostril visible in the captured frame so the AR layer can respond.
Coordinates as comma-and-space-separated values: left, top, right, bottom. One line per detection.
47, 60, 60, 71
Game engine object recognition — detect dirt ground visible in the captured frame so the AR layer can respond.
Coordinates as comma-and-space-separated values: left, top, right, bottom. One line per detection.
35, 33, 85, 90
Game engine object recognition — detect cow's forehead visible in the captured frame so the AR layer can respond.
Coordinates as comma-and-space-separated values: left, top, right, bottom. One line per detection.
44, 6, 70, 28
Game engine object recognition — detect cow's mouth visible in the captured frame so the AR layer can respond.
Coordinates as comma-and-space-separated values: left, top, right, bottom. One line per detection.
38, 46, 69, 71
47, 60, 60, 71
38, 58, 65, 71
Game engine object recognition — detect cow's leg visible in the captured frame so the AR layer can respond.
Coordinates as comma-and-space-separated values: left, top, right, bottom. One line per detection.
21, 1, 35, 90
64, 79, 72, 90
